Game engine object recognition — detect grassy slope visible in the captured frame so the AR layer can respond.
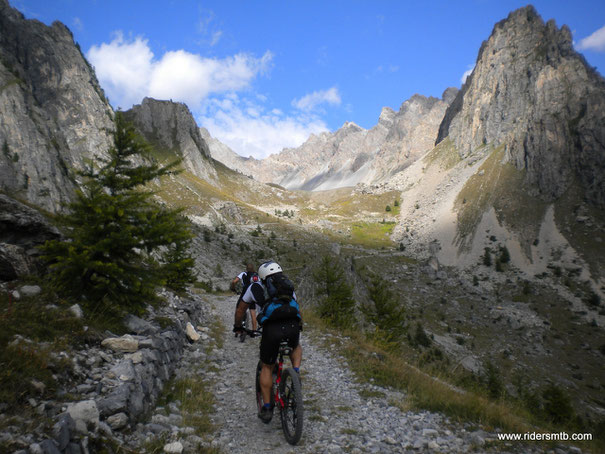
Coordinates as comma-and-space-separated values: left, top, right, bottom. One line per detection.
454, 145, 548, 255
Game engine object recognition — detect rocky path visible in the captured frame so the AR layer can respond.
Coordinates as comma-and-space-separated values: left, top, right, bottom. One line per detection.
198, 295, 535, 454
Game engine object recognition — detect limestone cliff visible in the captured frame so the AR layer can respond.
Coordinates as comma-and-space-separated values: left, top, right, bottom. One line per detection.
125, 98, 217, 183
437, 5, 605, 207
391, 6, 605, 286
0, 0, 114, 212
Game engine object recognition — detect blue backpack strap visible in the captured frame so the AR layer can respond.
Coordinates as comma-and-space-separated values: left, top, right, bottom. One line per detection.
258, 297, 301, 326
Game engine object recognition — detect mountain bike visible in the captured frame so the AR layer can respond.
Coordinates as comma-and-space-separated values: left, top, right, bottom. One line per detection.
254, 338, 304, 445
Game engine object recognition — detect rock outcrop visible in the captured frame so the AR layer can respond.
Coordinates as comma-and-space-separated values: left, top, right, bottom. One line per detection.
437, 5, 605, 207
0, 194, 61, 279
0, 0, 114, 212
124, 98, 217, 183
207, 90, 456, 191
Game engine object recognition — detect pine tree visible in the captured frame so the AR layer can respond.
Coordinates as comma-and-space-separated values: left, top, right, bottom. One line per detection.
499, 245, 511, 264
483, 247, 492, 267
361, 275, 406, 342
313, 255, 356, 328
42, 112, 195, 314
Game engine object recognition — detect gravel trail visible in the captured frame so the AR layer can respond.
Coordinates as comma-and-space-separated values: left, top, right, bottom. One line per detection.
200, 295, 543, 454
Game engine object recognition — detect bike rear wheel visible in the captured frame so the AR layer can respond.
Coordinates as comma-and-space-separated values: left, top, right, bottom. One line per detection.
279, 367, 303, 445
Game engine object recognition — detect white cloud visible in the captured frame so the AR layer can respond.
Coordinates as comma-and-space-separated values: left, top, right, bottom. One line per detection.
576, 24, 605, 52
292, 87, 341, 111
87, 33, 153, 108
72, 17, 83, 31
461, 64, 475, 84
200, 96, 328, 159
87, 33, 272, 109
210, 30, 223, 46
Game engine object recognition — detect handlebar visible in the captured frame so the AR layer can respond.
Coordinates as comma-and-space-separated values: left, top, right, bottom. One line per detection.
234, 326, 262, 337
244, 328, 262, 338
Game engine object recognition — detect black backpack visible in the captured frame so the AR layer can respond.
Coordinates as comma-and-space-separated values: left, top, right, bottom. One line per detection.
265, 273, 294, 300
258, 273, 300, 326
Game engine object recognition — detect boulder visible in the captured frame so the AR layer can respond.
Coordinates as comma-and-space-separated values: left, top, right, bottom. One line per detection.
106, 412, 129, 430
163, 441, 184, 454
0, 195, 61, 246
124, 314, 157, 335
69, 304, 83, 319
0, 243, 35, 280
101, 335, 139, 353
185, 322, 200, 342
66, 400, 99, 434
20, 285, 41, 297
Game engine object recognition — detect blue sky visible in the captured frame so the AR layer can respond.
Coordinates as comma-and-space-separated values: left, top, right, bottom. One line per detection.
13, 0, 605, 159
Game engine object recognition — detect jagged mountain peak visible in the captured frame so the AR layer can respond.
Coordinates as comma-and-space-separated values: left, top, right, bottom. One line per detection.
437, 4, 605, 207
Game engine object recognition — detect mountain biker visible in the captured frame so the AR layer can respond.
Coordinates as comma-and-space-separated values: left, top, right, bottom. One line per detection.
231, 263, 259, 331
255, 260, 302, 423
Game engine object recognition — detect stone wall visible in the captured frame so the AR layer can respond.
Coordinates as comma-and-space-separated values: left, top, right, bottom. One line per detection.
24, 291, 206, 454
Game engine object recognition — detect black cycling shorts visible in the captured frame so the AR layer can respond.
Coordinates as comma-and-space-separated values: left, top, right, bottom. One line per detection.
259, 320, 300, 365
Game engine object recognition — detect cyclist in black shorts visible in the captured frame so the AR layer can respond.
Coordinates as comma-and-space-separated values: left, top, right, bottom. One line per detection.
231, 263, 259, 331
255, 261, 302, 423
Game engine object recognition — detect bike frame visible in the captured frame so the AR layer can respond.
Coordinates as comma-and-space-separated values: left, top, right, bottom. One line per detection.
273, 343, 292, 409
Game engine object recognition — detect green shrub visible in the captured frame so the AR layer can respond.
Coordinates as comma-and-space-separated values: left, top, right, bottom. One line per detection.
313, 255, 356, 329
413, 322, 431, 348
361, 275, 406, 343
214, 264, 224, 277
499, 245, 511, 263
483, 361, 504, 399
586, 291, 601, 307
385, 205, 391, 212
0, 290, 82, 411
482, 248, 492, 267
542, 384, 575, 424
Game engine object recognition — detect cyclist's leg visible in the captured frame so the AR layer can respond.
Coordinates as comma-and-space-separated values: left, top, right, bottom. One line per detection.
291, 344, 302, 369
259, 322, 281, 405
250, 307, 257, 331
234, 299, 247, 328
260, 362, 274, 405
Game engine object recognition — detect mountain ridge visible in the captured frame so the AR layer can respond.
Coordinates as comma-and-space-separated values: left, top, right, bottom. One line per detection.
207, 88, 457, 191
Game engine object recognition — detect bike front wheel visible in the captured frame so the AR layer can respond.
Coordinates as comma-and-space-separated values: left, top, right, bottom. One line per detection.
279, 367, 303, 445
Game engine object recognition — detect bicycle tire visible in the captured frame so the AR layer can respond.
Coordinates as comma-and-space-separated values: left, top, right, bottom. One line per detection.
279, 367, 303, 445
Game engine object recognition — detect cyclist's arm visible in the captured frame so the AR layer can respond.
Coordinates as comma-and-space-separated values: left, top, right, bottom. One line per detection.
230, 276, 240, 291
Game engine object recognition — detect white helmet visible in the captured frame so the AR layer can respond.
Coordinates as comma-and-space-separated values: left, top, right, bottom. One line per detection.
258, 260, 283, 280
